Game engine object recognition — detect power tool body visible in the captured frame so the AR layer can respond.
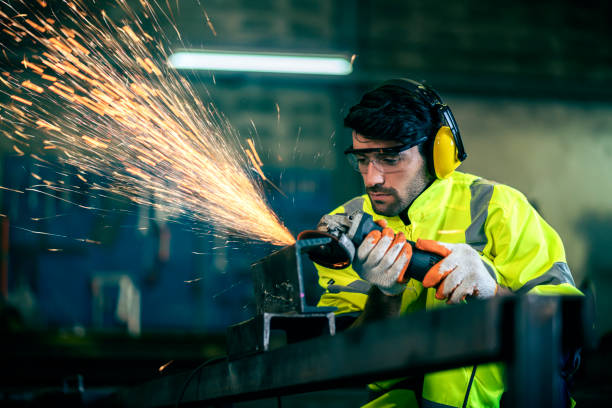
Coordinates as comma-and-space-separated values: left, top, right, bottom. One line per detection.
298, 211, 443, 283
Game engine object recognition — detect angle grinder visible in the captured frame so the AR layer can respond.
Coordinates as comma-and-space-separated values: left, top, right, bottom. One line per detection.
297, 210, 443, 282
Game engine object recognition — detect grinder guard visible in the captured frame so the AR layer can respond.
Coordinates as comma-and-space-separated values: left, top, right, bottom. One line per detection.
296, 230, 355, 269
297, 211, 381, 269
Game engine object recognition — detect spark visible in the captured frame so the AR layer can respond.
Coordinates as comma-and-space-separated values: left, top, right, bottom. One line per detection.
25, 18, 45, 32
31, 214, 68, 221
15, 226, 68, 238
10, 94, 32, 105
246, 138, 263, 166
158, 360, 174, 372
275, 103, 280, 124
212, 279, 246, 299
12, 145, 24, 155
0, 185, 23, 193
0, 0, 295, 246
21, 80, 44, 93
76, 238, 101, 244
203, 9, 216, 36
25, 187, 103, 211
52, 82, 74, 94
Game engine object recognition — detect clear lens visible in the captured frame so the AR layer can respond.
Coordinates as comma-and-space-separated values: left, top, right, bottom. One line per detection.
346, 153, 404, 174
346, 153, 362, 172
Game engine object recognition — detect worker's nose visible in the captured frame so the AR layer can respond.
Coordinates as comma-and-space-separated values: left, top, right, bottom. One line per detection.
363, 163, 384, 187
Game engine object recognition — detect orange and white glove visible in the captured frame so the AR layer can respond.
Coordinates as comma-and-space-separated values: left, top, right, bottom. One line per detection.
416, 239, 497, 304
353, 221, 413, 296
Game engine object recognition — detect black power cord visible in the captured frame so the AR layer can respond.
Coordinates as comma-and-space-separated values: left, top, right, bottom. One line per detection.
175, 355, 227, 408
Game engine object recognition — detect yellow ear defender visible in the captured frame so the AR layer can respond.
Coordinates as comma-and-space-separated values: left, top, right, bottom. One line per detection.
433, 125, 461, 179
382, 78, 467, 179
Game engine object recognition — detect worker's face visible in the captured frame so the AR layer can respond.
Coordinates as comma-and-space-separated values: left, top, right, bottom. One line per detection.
351, 132, 431, 217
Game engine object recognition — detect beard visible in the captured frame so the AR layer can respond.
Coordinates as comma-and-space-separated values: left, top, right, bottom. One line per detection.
366, 186, 407, 217
366, 169, 434, 217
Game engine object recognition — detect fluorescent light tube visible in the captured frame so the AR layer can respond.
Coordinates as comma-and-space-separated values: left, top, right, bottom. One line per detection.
168, 51, 353, 75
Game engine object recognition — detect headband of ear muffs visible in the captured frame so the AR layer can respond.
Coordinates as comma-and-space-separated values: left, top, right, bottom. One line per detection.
381, 78, 467, 179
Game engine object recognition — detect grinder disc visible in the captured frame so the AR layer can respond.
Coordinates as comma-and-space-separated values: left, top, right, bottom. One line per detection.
297, 230, 352, 269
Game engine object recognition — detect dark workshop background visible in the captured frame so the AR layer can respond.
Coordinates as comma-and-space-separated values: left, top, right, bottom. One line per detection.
1, 0, 611, 406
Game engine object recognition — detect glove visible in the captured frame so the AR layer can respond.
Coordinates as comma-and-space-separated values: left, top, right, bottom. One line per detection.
416, 239, 497, 304
353, 220, 413, 296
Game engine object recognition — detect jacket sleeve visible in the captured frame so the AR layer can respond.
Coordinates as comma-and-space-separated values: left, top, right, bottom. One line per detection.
315, 262, 426, 314
313, 203, 371, 313
315, 263, 369, 314
483, 186, 582, 296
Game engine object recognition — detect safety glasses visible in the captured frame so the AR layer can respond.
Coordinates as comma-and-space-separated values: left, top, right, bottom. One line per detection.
344, 136, 428, 174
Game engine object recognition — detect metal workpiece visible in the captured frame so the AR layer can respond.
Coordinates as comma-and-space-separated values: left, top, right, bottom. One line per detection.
227, 239, 337, 360
226, 312, 336, 360
111, 295, 590, 408
250, 238, 334, 315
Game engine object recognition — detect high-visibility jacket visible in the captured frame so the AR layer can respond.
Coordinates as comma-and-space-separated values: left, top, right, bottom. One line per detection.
315, 171, 581, 408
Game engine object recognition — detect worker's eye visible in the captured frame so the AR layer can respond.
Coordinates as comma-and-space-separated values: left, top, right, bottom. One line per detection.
354, 155, 369, 165
379, 155, 400, 165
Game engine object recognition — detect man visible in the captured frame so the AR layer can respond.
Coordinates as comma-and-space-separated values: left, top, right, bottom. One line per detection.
314, 79, 581, 407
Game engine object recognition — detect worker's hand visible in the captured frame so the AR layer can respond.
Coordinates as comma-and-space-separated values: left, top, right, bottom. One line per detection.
353, 220, 412, 296
416, 240, 497, 304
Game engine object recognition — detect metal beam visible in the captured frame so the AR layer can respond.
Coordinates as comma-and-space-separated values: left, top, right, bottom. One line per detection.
107, 295, 589, 407
107, 295, 588, 407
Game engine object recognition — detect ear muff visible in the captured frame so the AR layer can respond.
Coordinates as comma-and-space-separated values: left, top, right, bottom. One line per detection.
380, 78, 467, 179
433, 126, 461, 179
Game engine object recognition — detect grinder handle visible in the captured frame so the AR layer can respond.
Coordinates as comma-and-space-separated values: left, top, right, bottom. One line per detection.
403, 244, 443, 282
350, 213, 443, 283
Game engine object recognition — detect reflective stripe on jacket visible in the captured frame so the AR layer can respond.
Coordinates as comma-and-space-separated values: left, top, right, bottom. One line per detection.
315, 171, 582, 408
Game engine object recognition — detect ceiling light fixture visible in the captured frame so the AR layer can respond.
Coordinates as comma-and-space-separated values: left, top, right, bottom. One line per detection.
168, 50, 353, 76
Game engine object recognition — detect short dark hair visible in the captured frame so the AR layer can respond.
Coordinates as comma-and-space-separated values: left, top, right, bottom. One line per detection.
343, 84, 441, 148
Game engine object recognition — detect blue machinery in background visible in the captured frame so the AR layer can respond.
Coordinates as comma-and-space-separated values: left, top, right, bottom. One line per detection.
106, 240, 595, 408
1, 154, 334, 332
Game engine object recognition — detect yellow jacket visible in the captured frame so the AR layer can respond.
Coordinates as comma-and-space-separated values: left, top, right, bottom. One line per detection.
315, 171, 581, 407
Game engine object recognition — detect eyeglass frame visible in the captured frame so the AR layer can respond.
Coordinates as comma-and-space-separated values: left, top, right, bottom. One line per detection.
343, 136, 428, 173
